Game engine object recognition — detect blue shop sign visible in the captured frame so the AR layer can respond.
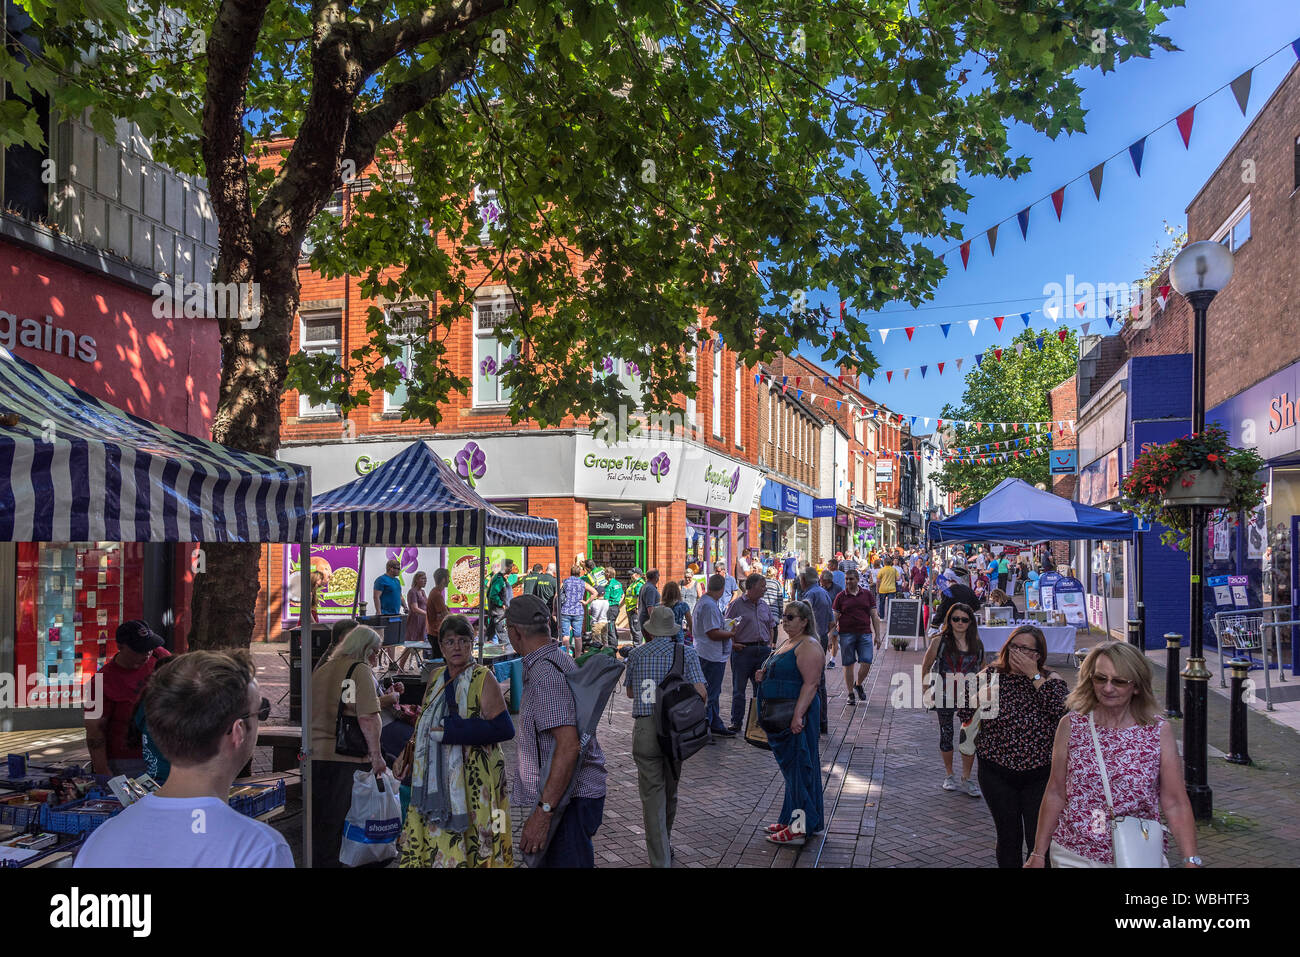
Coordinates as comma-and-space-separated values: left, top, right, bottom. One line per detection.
781, 485, 800, 513
812, 498, 836, 518
1209, 358, 1300, 464
1048, 449, 1077, 475
760, 479, 812, 517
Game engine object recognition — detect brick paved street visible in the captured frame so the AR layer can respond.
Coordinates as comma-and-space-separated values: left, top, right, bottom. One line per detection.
5, 640, 1296, 868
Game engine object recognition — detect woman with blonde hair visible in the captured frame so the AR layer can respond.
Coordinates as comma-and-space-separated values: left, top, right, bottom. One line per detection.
311, 625, 389, 867
1029, 641, 1201, 868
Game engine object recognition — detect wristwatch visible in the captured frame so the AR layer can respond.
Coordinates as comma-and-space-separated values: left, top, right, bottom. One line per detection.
537, 801, 554, 814
1183, 855, 1203, 866
1033, 673, 1043, 680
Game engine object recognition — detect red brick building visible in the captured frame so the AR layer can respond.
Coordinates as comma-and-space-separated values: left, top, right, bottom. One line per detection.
254, 147, 762, 638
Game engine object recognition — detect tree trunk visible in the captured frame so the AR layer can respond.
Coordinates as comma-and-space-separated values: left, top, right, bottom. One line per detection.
187, 253, 301, 650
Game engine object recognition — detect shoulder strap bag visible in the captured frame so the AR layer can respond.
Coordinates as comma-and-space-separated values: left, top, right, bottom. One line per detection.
335, 661, 370, 758
1088, 714, 1168, 868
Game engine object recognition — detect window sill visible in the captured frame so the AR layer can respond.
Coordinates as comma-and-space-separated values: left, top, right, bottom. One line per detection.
296, 412, 341, 421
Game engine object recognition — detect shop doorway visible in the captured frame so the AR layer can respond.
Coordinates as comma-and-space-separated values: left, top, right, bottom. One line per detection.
588, 537, 644, 585
586, 501, 646, 586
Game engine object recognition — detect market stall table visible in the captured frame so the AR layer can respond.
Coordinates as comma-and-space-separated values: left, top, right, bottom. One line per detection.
980, 624, 1077, 656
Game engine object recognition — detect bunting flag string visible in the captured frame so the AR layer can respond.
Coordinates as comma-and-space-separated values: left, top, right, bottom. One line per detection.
913, 37, 1299, 270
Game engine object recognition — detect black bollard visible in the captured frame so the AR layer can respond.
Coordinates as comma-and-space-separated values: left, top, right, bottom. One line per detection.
1165, 633, 1183, 718
1225, 658, 1252, 765
1127, 619, 1142, 649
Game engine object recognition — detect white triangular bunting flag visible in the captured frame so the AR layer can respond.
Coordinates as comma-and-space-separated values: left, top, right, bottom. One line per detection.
903, 368, 910, 380
968, 319, 980, 336
878, 328, 890, 344
1016, 342, 1026, 356
1046, 303, 1060, 321
956, 358, 964, 371
924, 418, 930, 427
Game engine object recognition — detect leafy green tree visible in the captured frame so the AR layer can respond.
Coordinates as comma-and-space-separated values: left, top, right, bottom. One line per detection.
3, 1, 1177, 646
936, 328, 1078, 505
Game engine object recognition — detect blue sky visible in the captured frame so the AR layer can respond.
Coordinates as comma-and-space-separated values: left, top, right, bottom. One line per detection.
798, 0, 1300, 426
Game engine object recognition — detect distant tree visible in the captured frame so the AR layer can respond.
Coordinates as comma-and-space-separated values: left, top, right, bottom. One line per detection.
936, 328, 1078, 504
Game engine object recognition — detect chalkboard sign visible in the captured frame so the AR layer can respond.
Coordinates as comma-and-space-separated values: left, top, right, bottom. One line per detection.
885, 598, 923, 643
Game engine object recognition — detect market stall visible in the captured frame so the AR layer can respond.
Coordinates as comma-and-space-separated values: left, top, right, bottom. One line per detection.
927, 477, 1138, 640
302, 440, 558, 866
0, 346, 313, 865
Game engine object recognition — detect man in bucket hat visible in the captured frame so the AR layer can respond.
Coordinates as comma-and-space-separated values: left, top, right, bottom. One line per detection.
623, 605, 706, 867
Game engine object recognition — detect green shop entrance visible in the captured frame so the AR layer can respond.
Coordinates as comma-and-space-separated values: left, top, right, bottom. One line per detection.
586, 501, 645, 585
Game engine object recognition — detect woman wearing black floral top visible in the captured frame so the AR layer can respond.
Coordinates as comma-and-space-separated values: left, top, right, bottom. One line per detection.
974, 625, 1069, 868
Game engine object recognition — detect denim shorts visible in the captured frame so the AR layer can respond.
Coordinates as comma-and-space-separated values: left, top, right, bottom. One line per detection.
839, 632, 873, 666
560, 613, 584, 638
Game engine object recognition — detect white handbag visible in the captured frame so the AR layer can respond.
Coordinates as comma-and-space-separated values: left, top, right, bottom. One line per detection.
1088, 714, 1168, 868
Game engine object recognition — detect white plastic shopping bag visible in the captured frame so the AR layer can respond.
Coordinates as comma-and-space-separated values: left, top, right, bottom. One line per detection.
339, 769, 402, 867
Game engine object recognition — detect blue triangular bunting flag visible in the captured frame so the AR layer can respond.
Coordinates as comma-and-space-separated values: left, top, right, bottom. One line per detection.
1035, 336, 1044, 350
1020, 312, 1031, 326
940, 323, 951, 338
1129, 137, 1146, 176
1017, 208, 1030, 239
974, 353, 984, 367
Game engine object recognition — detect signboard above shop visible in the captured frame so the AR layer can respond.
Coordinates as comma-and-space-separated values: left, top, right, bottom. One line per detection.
1049, 449, 1078, 475
812, 498, 836, 518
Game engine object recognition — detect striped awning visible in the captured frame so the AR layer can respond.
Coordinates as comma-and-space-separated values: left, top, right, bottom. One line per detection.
307, 441, 558, 547
0, 348, 310, 543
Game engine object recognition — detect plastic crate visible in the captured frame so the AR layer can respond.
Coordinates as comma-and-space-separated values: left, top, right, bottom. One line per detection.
40, 797, 124, 835
229, 779, 285, 818
0, 798, 44, 829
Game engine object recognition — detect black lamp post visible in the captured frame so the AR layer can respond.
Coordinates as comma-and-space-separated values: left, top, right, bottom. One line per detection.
1169, 239, 1235, 821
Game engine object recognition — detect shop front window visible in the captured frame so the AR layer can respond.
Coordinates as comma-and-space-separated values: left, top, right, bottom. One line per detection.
14, 542, 144, 706
1264, 468, 1298, 617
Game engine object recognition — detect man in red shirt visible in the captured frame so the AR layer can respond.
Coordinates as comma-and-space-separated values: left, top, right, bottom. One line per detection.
830, 569, 884, 706
85, 620, 172, 777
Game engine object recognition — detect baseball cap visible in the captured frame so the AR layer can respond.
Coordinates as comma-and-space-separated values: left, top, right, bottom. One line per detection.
505, 594, 551, 628
116, 619, 163, 653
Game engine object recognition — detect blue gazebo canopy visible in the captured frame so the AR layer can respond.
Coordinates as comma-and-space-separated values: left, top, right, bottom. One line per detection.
928, 477, 1136, 544
307, 441, 558, 547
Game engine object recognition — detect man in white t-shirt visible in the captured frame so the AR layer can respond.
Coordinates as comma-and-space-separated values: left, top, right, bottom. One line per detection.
76, 650, 293, 868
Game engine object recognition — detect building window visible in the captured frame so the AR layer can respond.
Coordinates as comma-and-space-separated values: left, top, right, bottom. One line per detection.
734, 360, 742, 447
767, 389, 773, 444
1294, 135, 1300, 191
301, 190, 344, 261
712, 348, 722, 438
474, 293, 518, 407
686, 347, 697, 428
476, 186, 502, 245
298, 312, 342, 417
383, 305, 427, 413
1213, 196, 1251, 252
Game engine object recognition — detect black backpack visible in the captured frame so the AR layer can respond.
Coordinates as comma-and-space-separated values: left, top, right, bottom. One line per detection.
655, 643, 710, 763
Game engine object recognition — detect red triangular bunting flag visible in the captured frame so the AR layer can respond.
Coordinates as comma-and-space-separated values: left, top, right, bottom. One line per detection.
994, 348, 1003, 361
937, 362, 944, 375
886, 371, 893, 383
1051, 187, 1065, 220
1075, 301, 1087, 316
1057, 328, 1068, 342
1176, 106, 1195, 149
905, 326, 915, 341
993, 315, 1004, 331
960, 241, 971, 269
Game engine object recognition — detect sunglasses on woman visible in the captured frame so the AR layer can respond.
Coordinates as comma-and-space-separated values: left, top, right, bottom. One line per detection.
782, 614, 801, 622
949, 616, 972, 624
1091, 674, 1134, 688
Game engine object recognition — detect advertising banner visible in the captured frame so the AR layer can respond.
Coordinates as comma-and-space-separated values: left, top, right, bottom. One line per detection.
284, 545, 447, 621
1052, 576, 1087, 627
1039, 571, 1061, 611
812, 498, 836, 518
445, 545, 525, 610
678, 452, 761, 514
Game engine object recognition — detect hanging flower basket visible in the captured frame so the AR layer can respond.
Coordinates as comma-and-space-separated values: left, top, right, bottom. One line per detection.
1120, 425, 1266, 553
1161, 468, 1231, 507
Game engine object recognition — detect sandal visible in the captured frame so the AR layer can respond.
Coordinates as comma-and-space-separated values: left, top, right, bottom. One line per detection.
765, 822, 786, 833
765, 826, 806, 846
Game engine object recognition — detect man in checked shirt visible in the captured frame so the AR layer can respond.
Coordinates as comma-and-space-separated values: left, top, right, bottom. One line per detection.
623, 605, 706, 868
508, 595, 607, 868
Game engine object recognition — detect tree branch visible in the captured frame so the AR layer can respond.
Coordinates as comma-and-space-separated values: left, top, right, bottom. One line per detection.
356, 0, 508, 72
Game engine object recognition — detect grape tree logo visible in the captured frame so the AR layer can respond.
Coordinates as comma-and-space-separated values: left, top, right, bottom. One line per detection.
454, 441, 488, 488
479, 356, 498, 378
729, 467, 741, 498
650, 451, 671, 483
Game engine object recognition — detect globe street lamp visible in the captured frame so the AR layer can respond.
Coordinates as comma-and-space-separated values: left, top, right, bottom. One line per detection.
1169, 239, 1235, 821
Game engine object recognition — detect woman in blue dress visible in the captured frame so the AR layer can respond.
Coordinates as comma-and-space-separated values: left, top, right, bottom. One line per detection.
757, 599, 825, 845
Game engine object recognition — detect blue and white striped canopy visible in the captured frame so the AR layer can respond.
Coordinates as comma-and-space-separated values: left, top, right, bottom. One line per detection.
0, 347, 310, 543
308, 441, 558, 547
